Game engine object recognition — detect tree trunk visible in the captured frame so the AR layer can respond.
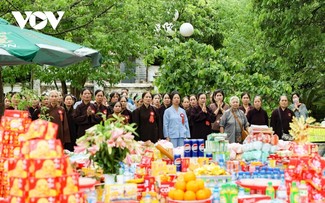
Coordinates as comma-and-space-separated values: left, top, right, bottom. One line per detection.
0, 68, 4, 116
61, 80, 67, 95
70, 86, 81, 101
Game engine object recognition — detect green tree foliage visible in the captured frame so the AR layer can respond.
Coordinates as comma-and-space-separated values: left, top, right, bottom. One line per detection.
252, 0, 325, 119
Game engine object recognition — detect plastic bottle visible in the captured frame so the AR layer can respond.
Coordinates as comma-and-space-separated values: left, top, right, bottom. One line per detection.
220, 184, 227, 203
276, 179, 288, 201
290, 181, 299, 203
86, 189, 97, 203
238, 186, 245, 197
141, 193, 152, 203
213, 185, 220, 203
266, 182, 275, 199
298, 180, 308, 203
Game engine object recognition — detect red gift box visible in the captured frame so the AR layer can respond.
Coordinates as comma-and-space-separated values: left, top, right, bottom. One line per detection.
4, 110, 29, 119
60, 174, 79, 195
28, 177, 59, 198
8, 177, 28, 197
60, 192, 84, 203
21, 139, 63, 159
33, 158, 63, 178
8, 159, 30, 178
29, 196, 58, 203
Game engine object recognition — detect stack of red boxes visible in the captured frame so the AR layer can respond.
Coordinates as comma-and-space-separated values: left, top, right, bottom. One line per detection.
6, 119, 84, 203
0, 110, 31, 199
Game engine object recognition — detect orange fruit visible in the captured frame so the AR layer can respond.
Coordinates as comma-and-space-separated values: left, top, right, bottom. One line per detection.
196, 179, 205, 189
184, 190, 196, 200
174, 180, 186, 191
184, 171, 196, 183
186, 180, 199, 193
173, 189, 185, 200
203, 187, 212, 197
168, 188, 176, 200
196, 189, 210, 200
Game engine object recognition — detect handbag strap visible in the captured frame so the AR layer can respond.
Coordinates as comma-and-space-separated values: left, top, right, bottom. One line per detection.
277, 108, 284, 134
231, 110, 245, 132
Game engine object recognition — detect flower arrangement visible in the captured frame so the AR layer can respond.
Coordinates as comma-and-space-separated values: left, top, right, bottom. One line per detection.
75, 114, 137, 174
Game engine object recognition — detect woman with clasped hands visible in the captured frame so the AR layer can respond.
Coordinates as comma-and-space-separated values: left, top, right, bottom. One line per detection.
220, 96, 249, 143
190, 93, 216, 140
209, 89, 230, 133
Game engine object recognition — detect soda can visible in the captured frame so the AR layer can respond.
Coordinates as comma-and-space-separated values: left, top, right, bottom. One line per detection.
191, 139, 198, 157
181, 158, 190, 172
184, 139, 191, 157
174, 154, 181, 172
205, 152, 213, 163
197, 139, 205, 157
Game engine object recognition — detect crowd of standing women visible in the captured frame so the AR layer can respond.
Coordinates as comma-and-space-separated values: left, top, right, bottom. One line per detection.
4, 88, 308, 150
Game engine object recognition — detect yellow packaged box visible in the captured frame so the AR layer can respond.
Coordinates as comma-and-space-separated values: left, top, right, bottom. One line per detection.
104, 183, 137, 203
166, 164, 176, 175
151, 161, 166, 176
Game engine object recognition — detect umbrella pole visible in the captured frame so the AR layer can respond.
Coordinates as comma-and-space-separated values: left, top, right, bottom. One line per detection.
0, 67, 4, 117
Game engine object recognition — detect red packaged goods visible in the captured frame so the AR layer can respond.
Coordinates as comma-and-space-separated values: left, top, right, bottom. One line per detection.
62, 156, 75, 176
1, 145, 14, 158
21, 139, 63, 159
156, 181, 174, 202
29, 196, 58, 203
8, 159, 30, 178
137, 183, 145, 200
28, 177, 59, 198
1, 116, 30, 133
8, 178, 28, 197
34, 158, 62, 178
61, 174, 79, 195
8, 196, 27, 203
4, 110, 29, 119
60, 192, 85, 203
23, 120, 58, 141
238, 195, 271, 203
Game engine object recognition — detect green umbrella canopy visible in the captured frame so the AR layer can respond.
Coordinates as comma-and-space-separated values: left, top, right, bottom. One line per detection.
0, 18, 101, 67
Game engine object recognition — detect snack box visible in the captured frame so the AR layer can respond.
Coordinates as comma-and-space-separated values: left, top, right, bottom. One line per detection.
23, 120, 58, 141
8, 159, 31, 178
8, 178, 28, 197
61, 174, 79, 195
4, 110, 29, 119
21, 139, 63, 159
104, 183, 137, 203
28, 177, 59, 198
60, 192, 85, 203
34, 158, 62, 178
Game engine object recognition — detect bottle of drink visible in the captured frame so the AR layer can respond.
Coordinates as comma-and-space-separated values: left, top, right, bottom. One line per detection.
298, 180, 308, 203
276, 179, 288, 201
238, 186, 245, 197
290, 181, 299, 203
220, 184, 227, 203
265, 182, 275, 199
213, 185, 220, 203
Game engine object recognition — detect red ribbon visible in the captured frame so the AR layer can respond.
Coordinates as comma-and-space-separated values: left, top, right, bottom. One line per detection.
180, 113, 185, 124
58, 109, 63, 122
149, 111, 155, 123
